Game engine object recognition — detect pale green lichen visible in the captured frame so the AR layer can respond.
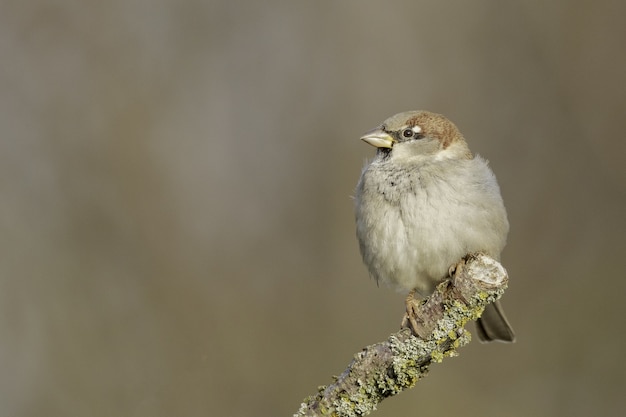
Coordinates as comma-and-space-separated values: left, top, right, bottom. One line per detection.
295, 257, 508, 417
335, 389, 375, 416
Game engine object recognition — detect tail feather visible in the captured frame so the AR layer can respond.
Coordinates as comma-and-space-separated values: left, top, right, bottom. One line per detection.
476, 301, 516, 343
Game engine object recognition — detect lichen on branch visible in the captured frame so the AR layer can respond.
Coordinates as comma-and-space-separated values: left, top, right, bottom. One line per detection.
294, 253, 509, 417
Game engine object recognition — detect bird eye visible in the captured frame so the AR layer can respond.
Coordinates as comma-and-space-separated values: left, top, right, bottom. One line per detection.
402, 128, 413, 138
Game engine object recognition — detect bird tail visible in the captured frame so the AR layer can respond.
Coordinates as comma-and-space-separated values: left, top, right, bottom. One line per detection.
475, 300, 516, 343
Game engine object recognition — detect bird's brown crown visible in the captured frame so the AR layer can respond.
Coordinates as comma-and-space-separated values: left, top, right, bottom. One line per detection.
383, 110, 464, 149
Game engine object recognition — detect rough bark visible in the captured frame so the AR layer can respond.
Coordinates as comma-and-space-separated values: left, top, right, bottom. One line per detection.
294, 253, 509, 417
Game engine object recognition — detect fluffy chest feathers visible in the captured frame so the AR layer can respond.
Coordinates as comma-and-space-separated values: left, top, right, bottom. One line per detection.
354, 154, 508, 295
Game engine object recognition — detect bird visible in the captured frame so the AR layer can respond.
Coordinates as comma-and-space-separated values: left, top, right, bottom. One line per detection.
354, 110, 515, 342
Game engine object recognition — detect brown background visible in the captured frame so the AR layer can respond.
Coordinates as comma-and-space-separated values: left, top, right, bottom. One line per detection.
1, 1, 625, 416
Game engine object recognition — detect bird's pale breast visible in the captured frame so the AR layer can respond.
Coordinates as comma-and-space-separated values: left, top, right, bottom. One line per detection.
355, 155, 508, 295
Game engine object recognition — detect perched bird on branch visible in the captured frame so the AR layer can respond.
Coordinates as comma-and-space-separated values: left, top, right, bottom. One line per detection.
355, 110, 515, 342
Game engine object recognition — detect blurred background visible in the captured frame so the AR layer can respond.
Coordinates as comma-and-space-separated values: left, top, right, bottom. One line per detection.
1, 1, 625, 416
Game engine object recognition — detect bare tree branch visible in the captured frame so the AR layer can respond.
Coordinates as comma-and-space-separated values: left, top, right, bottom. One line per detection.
294, 253, 509, 417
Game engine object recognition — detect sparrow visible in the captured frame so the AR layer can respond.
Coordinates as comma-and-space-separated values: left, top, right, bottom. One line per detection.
354, 110, 515, 342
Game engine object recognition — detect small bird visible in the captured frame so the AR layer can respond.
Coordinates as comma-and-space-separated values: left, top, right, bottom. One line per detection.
354, 110, 515, 342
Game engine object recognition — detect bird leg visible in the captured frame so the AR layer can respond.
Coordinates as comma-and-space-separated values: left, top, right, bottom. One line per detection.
401, 289, 429, 338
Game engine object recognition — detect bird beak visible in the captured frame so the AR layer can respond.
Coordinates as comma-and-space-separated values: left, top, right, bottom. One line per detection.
360, 129, 395, 148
